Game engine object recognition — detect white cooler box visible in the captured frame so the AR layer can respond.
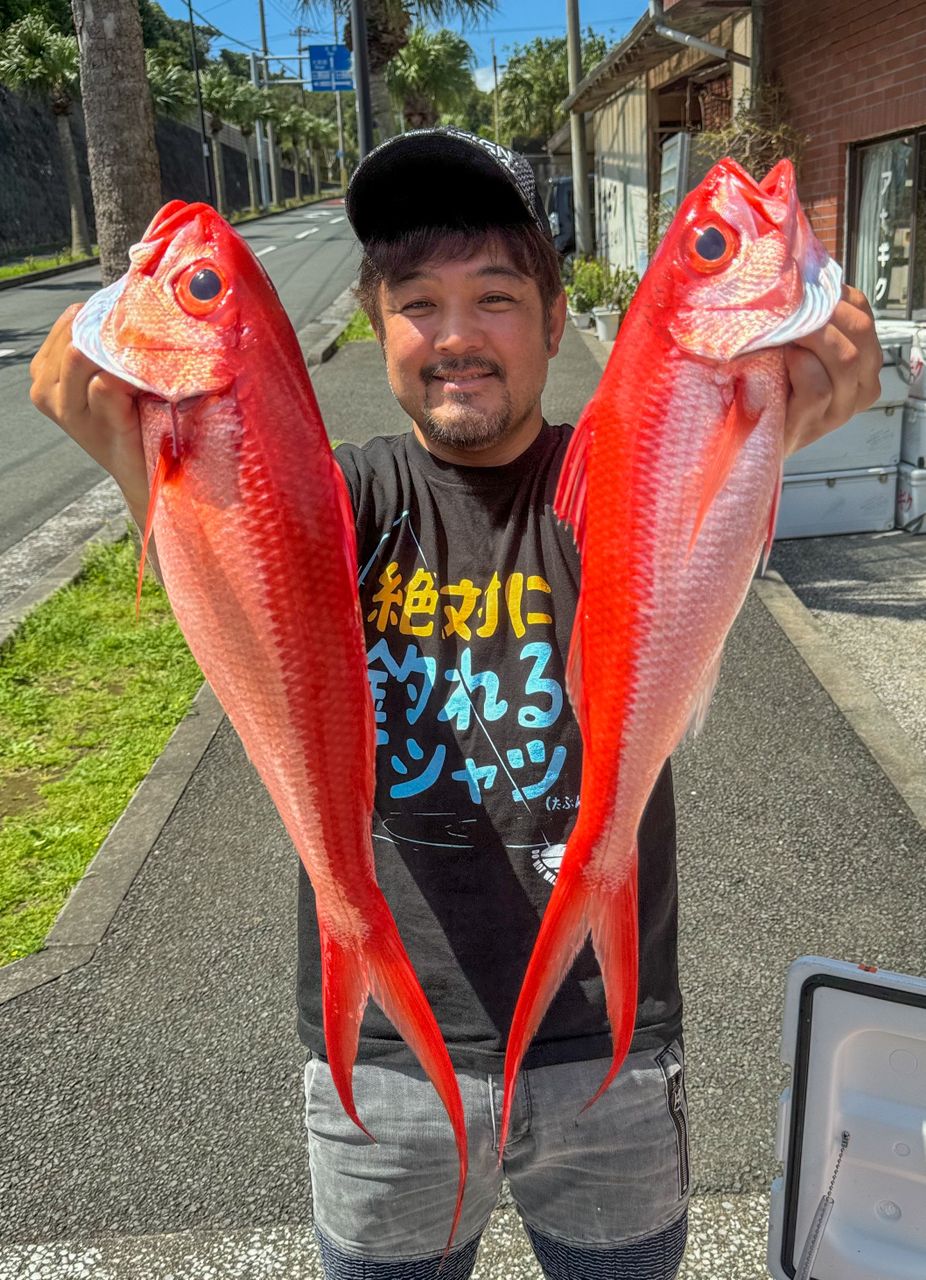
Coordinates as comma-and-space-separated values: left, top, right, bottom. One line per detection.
768, 957, 926, 1280
896, 462, 926, 534
901, 399, 926, 468
777, 467, 896, 538
784, 406, 903, 475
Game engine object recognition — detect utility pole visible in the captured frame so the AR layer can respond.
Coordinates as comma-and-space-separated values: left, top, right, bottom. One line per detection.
257, 0, 281, 205
565, 0, 593, 255
333, 1, 347, 191
291, 25, 310, 105
250, 51, 269, 209
186, 0, 214, 204
492, 38, 500, 145
349, 0, 374, 159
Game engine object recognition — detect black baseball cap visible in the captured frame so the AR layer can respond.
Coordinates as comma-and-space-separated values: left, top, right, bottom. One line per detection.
346, 127, 553, 245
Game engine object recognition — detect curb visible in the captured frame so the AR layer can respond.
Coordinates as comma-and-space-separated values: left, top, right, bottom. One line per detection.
0, 256, 101, 292
0, 515, 129, 650
297, 281, 359, 367
753, 570, 926, 830
0, 682, 224, 1007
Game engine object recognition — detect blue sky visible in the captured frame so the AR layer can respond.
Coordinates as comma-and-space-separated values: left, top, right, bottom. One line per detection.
157, 0, 641, 94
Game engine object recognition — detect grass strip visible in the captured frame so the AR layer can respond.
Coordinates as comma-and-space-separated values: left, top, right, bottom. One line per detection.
0, 536, 203, 967
336, 309, 376, 347
0, 250, 95, 281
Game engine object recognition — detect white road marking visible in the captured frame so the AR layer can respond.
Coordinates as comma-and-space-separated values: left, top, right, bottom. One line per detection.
329, 216, 345, 224
255, 245, 277, 257
295, 228, 319, 240
0, 349, 16, 357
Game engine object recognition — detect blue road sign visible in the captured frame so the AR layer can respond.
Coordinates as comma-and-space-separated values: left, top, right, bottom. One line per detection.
308, 45, 353, 91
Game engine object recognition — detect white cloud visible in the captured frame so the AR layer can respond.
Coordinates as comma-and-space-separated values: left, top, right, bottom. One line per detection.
474, 65, 497, 92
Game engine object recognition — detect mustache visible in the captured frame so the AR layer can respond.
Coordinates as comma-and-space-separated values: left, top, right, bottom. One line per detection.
422, 357, 504, 381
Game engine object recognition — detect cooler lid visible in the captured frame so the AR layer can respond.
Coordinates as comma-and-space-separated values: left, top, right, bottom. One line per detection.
768, 956, 926, 1280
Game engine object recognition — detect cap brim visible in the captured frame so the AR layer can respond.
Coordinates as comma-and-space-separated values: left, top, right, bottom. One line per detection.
347, 132, 546, 244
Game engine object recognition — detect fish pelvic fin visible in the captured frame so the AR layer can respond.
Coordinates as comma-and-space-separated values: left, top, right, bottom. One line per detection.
320, 907, 468, 1258
686, 377, 762, 561
136, 434, 178, 617
760, 469, 783, 576
499, 847, 639, 1159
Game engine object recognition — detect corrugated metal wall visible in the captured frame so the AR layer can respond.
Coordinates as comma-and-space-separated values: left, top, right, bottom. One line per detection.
592, 82, 649, 274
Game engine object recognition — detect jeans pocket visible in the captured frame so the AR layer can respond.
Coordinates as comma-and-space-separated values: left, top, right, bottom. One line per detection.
656, 1041, 690, 1200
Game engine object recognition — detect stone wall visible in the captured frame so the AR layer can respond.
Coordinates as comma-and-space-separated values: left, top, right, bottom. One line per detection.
1, 87, 302, 262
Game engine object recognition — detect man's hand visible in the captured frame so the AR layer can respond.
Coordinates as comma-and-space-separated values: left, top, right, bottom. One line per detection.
29, 303, 150, 520
783, 284, 882, 456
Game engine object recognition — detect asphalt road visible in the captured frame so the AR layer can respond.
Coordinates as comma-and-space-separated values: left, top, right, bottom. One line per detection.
0, 201, 360, 561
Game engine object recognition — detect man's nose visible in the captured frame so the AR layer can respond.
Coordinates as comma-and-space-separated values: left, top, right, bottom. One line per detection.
433, 306, 485, 354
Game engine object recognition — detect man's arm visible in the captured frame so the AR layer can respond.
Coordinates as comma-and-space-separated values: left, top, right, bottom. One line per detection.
782, 284, 882, 456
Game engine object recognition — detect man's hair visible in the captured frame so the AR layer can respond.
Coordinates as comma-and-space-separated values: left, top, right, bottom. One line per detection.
355, 222, 564, 344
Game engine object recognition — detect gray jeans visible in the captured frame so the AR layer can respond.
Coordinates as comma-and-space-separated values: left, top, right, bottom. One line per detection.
303, 1039, 691, 1275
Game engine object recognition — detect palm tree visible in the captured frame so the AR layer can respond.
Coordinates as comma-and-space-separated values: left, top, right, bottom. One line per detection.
200, 65, 241, 215
0, 14, 91, 257
385, 27, 474, 130
228, 81, 269, 212
306, 0, 495, 145
303, 113, 337, 198
280, 105, 310, 202
145, 50, 194, 120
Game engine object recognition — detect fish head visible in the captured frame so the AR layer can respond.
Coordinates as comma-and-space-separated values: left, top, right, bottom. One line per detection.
73, 201, 279, 402
655, 157, 842, 362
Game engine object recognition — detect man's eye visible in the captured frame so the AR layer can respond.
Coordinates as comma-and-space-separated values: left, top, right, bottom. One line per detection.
482, 294, 513, 304
402, 300, 433, 312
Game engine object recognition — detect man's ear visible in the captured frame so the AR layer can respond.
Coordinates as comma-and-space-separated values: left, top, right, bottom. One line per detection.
546, 290, 568, 357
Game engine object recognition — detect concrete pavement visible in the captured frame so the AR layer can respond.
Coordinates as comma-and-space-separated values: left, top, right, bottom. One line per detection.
1, 321, 924, 1279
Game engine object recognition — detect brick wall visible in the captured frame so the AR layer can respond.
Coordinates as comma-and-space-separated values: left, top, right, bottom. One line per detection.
765, 0, 926, 263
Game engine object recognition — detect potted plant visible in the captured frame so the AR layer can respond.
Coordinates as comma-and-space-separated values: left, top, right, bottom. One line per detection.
564, 256, 606, 329
592, 265, 639, 343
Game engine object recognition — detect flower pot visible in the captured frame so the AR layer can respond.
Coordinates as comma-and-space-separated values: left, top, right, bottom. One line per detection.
592, 308, 621, 343
568, 307, 594, 330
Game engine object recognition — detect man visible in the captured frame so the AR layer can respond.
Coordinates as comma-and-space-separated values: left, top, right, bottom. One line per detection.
31, 129, 881, 1280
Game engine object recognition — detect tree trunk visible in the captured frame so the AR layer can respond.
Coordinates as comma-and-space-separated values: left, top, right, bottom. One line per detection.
243, 134, 258, 213
369, 69, 396, 146
294, 152, 302, 202
267, 123, 281, 206
71, 0, 162, 284
55, 110, 91, 257
210, 129, 226, 216
312, 149, 320, 198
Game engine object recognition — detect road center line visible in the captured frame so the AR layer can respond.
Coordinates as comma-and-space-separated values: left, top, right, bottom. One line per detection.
295, 229, 319, 240
255, 246, 277, 257
0, 349, 16, 357
329, 216, 345, 224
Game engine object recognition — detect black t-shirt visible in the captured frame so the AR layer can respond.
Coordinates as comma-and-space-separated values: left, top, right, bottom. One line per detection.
296, 423, 682, 1071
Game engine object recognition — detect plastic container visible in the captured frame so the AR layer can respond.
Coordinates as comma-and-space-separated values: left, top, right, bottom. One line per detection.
901, 398, 926, 467
784, 406, 902, 476
896, 462, 926, 534
768, 957, 926, 1280
776, 467, 897, 538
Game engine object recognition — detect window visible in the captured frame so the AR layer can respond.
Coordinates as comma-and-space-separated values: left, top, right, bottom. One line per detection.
850, 132, 926, 321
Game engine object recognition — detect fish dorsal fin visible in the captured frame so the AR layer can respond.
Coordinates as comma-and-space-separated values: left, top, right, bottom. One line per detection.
554, 411, 595, 737
687, 378, 761, 559
136, 435, 178, 616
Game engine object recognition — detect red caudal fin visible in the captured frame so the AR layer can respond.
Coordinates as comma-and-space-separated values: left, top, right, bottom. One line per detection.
320, 906, 468, 1258
499, 846, 639, 1159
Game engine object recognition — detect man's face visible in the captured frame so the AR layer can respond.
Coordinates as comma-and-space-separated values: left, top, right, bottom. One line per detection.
378, 240, 565, 458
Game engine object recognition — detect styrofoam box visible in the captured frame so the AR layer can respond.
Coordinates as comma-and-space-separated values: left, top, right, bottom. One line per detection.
901, 398, 926, 467
784, 405, 902, 475
776, 466, 897, 538
896, 462, 926, 534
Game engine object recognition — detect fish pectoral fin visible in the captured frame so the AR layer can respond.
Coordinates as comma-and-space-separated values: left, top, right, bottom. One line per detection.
686, 378, 762, 560
321, 904, 469, 1258
683, 649, 724, 741
136, 435, 179, 617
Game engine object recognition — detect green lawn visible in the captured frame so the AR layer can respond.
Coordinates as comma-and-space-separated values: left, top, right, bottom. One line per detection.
336, 309, 376, 347
0, 536, 203, 966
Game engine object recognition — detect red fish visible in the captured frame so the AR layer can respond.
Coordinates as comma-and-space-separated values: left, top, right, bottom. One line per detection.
73, 202, 467, 1250
499, 159, 842, 1151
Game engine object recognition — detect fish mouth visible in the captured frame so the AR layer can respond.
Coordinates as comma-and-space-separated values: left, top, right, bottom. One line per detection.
739, 253, 843, 354
72, 275, 164, 396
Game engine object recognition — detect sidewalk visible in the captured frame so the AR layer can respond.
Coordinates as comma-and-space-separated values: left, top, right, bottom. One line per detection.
1, 323, 924, 1279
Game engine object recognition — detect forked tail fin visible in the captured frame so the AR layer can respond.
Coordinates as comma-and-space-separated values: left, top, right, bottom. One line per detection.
499, 845, 639, 1158
320, 905, 468, 1258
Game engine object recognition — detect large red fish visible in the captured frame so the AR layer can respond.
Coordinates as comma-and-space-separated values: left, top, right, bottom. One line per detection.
499, 158, 842, 1151
72, 202, 467, 1249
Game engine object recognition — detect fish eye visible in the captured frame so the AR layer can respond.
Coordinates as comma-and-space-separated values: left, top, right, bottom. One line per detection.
175, 261, 230, 316
687, 222, 737, 273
